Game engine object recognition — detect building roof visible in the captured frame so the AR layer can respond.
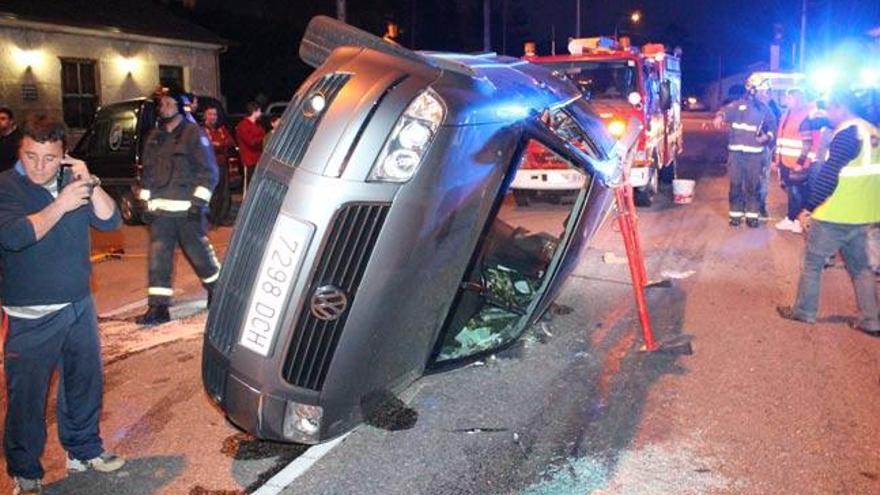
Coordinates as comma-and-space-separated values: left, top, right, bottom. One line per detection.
0, 0, 228, 47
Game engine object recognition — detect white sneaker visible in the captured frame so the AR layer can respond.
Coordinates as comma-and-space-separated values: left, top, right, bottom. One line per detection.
67, 451, 126, 473
775, 217, 796, 231
791, 219, 803, 234
12, 477, 42, 495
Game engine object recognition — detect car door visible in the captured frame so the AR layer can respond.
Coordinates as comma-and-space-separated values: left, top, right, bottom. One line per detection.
429, 102, 618, 367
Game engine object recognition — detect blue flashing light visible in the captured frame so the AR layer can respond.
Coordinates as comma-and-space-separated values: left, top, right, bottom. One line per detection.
858, 67, 880, 89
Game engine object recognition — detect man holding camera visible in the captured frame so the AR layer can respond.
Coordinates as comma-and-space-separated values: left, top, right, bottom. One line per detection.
136, 87, 220, 325
0, 115, 124, 494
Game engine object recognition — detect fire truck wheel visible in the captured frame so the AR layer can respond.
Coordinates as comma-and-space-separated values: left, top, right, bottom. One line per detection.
513, 189, 531, 207
634, 186, 654, 207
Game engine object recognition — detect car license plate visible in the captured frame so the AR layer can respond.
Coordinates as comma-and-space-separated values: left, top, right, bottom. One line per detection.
239, 214, 313, 357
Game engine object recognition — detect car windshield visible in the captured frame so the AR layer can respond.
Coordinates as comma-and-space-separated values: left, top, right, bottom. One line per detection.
543, 60, 637, 100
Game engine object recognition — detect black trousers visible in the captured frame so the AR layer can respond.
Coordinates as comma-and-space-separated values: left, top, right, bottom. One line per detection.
728, 151, 764, 218
147, 213, 221, 306
4, 297, 104, 479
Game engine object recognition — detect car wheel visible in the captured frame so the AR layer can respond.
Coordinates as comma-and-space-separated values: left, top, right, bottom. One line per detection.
209, 180, 232, 226
118, 189, 143, 225
513, 189, 531, 207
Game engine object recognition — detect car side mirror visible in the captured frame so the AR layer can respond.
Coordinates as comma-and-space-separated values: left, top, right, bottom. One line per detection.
660, 80, 672, 111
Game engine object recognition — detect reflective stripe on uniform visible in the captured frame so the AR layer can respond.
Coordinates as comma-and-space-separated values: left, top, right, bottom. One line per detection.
147, 199, 192, 212
745, 212, 759, 219
729, 211, 744, 218
777, 138, 803, 148
139, 189, 151, 201
194, 186, 213, 203
728, 144, 765, 153
202, 271, 221, 284
148, 287, 174, 296
731, 122, 758, 132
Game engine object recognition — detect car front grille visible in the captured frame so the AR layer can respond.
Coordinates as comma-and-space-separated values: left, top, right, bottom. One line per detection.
281, 203, 390, 391
205, 177, 289, 355
267, 72, 352, 168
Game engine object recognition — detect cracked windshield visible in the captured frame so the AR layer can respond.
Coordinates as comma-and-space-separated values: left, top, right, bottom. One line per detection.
435, 137, 590, 363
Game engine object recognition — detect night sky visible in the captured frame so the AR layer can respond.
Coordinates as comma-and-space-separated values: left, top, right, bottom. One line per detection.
170, 0, 880, 109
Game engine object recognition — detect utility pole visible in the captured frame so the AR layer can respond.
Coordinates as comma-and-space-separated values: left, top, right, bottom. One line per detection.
336, 0, 346, 23
576, 0, 581, 37
483, 0, 491, 52
411, 0, 417, 48
799, 0, 807, 71
502, 0, 508, 55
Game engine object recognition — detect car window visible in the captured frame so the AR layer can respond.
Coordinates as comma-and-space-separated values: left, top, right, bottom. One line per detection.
432, 138, 591, 364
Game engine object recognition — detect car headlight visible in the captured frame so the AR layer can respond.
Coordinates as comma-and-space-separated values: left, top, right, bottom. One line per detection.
369, 89, 445, 183
607, 119, 627, 138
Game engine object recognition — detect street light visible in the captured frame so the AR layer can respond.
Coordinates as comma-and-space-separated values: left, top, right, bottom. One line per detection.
615, 10, 642, 41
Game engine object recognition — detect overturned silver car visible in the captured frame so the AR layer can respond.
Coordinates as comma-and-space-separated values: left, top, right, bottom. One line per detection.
202, 16, 624, 444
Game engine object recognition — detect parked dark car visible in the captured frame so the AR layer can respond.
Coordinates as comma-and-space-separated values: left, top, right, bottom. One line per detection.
70, 96, 241, 224
202, 16, 625, 444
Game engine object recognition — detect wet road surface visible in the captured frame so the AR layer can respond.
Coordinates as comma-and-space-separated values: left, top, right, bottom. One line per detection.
1, 113, 879, 494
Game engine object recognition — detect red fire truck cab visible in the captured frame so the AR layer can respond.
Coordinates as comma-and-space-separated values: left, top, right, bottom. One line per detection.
523, 37, 683, 206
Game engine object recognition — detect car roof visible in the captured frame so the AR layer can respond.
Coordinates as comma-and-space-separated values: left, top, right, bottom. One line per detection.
420, 52, 583, 126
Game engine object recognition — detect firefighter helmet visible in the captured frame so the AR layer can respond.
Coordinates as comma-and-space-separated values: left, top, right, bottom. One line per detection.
745, 74, 772, 92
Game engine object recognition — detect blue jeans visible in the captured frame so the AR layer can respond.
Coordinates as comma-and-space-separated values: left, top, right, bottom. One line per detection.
4, 297, 105, 479
793, 220, 880, 328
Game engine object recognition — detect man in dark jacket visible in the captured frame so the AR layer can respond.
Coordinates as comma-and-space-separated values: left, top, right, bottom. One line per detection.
0, 114, 124, 494
136, 87, 220, 325
0, 107, 23, 173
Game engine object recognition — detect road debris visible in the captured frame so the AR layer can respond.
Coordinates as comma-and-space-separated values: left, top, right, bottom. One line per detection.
660, 269, 696, 280
602, 252, 628, 264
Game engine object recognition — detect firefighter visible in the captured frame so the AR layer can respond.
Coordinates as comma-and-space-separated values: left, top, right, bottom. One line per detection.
136, 87, 221, 325
774, 88, 820, 233
713, 76, 778, 227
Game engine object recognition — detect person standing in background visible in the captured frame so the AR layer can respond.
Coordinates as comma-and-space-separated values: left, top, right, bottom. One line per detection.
0, 107, 23, 173
235, 102, 265, 195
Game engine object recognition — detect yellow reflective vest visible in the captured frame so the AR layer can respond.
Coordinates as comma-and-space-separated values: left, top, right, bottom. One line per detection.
812, 118, 880, 224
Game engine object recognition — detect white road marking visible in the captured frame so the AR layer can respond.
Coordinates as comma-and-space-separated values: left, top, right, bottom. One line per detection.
251, 382, 428, 493
251, 434, 350, 495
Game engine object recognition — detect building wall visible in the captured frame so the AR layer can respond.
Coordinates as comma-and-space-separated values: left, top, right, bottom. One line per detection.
0, 25, 220, 128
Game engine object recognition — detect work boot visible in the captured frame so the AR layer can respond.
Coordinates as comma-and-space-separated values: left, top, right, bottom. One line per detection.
12, 477, 42, 495
729, 217, 742, 227
746, 217, 760, 228
136, 305, 170, 326
776, 305, 815, 324
67, 451, 126, 473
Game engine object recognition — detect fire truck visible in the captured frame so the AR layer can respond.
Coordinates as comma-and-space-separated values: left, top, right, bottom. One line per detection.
520, 37, 683, 206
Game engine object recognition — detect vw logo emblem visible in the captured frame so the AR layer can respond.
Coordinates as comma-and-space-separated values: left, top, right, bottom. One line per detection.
310, 285, 348, 321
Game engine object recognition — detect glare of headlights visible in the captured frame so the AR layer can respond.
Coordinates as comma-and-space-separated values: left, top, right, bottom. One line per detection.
607, 120, 627, 138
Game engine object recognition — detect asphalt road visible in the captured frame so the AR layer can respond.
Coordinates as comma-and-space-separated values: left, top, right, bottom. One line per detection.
2, 113, 879, 494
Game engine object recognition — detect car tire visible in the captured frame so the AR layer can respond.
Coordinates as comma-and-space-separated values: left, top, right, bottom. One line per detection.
209, 170, 232, 227
513, 190, 531, 207
118, 189, 143, 225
